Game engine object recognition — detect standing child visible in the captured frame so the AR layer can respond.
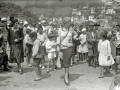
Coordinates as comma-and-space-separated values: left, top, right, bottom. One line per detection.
29, 32, 42, 81
24, 28, 32, 67
37, 24, 48, 70
45, 33, 57, 73
78, 28, 88, 63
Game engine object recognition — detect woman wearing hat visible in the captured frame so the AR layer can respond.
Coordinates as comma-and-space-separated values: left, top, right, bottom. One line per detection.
78, 28, 88, 63
57, 19, 77, 86
8, 19, 24, 74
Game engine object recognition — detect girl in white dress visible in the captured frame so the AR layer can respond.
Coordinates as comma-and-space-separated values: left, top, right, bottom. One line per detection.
78, 28, 88, 63
98, 31, 115, 78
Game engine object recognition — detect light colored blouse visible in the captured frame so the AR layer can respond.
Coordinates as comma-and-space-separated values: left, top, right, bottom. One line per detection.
57, 27, 77, 49
45, 39, 57, 53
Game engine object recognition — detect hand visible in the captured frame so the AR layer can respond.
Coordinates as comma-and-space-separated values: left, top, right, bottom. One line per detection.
75, 38, 79, 40
14, 39, 19, 42
107, 56, 110, 61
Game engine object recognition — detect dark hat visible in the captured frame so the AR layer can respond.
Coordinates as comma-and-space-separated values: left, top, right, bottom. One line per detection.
0, 22, 5, 27
48, 33, 58, 38
9, 14, 14, 19
94, 24, 100, 27
29, 32, 37, 38
11, 18, 18, 23
116, 25, 120, 27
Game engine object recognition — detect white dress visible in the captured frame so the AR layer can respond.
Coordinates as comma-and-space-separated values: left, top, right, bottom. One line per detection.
98, 39, 115, 66
78, 34, 88, 53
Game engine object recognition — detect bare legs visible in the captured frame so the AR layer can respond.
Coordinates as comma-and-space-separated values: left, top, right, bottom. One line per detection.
47, 58, 56, 73
64, 67, 70, 86
33, 65, 42, 80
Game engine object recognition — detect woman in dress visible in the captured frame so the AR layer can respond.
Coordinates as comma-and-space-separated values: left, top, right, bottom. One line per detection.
98, 31, 115, 78
57, 19, 77, 86
78, 28, 88, 63
9, 18, 24, 74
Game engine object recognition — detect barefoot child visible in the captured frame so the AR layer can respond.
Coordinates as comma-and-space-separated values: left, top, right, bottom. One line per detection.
29, 32, 42, 81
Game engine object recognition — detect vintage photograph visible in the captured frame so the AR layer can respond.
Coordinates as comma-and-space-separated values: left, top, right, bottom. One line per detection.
0, 0, 120, 90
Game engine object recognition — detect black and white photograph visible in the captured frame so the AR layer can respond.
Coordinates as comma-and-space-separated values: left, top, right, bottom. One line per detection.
0, 0, 120, 90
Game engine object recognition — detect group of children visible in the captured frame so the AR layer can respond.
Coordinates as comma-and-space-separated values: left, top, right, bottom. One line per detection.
24, 22, 59, 80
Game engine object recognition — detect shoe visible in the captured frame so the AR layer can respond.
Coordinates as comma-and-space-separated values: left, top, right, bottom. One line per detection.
46, 70, 49, 73
19, 69, 23, 75
77, 60, 80, 62
34, 77, 42, 81
4, 67, 10, 71
28, 64, 32, 67
64, 79, 70, 86
55, 66, 57, 69
42, 66, 45, 70
99, 75, 104, 78
52, 68, 55, 71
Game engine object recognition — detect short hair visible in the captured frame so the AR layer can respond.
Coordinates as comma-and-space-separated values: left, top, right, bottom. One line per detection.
26, 29, 32, 34
100, 31, 108, 39
29, 32, 37, 38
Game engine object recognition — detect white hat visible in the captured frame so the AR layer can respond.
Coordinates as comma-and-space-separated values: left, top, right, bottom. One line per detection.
23, 20, 28, 26
82, 28, 86, 32
1, 18, 7, 21
41, 20, 46, 24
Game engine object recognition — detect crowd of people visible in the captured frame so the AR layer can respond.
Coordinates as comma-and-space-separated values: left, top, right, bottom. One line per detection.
0, 14, 120, 86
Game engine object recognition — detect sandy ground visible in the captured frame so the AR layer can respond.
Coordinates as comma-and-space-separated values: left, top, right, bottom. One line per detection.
0, 56, 117, 90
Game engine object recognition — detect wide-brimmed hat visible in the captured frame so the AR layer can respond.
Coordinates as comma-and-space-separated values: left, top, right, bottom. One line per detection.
1, 18, 7, 22
11, 18, 18, 23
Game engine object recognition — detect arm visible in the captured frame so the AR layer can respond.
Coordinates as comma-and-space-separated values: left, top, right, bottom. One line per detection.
98, 40, 101, 52
86, 33, 93, 43
72, 29, 78, 39
32, 40, 40, 58
107, 40, 111, 56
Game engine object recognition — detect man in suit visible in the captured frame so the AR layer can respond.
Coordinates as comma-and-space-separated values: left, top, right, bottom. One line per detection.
86, 24, 98, 68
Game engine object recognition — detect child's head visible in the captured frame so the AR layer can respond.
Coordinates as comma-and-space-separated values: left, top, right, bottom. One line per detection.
26, 28, 32, 34
37, 24, 43, 34
29, 32, 37, 42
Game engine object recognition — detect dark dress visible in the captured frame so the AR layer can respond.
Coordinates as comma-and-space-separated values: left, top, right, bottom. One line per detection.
9, 27, 24, 63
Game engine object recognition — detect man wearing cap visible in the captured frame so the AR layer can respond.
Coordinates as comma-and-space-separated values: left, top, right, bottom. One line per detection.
86, 24, 98, 67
